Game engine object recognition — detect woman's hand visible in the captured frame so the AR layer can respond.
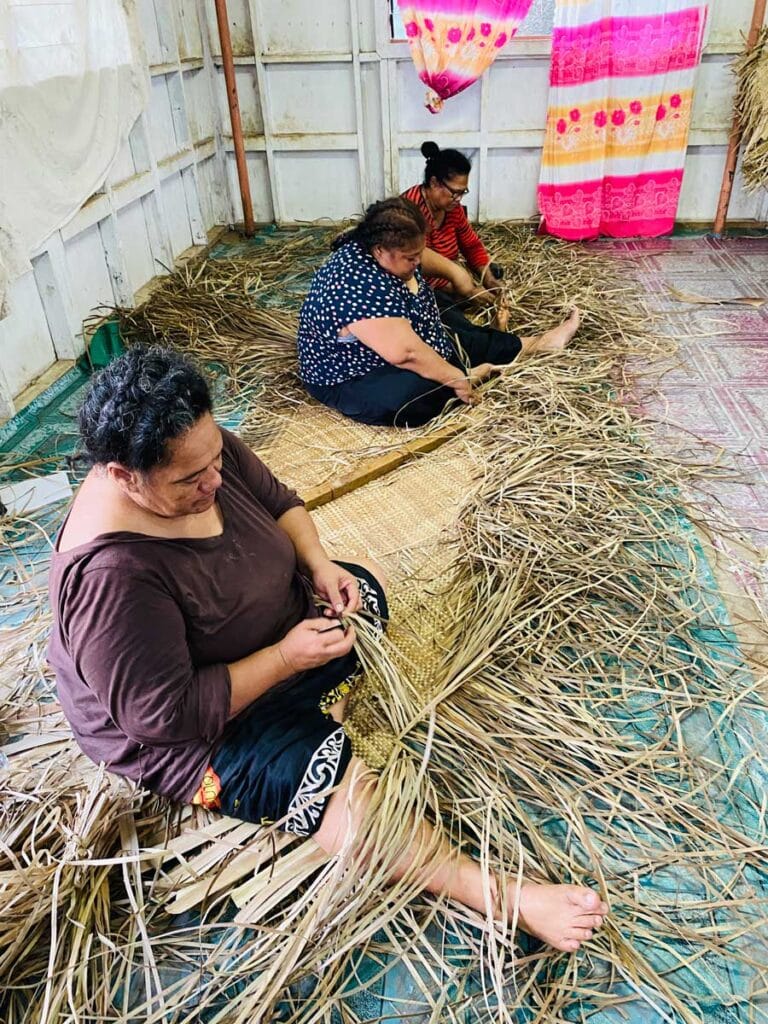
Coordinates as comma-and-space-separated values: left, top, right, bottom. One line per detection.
481, 264, 503, 291
277, 618, 356, 673
448, 364, 501, 405
312, 559, 361, 617
469, 362, 503, 384
450, 374, 476, 405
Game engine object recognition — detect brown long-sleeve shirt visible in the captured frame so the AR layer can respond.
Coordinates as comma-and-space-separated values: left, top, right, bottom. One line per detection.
47, 429, 309, 802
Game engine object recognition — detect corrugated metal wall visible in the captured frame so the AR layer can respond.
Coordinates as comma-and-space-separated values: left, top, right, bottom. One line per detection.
1, 0, 765, 414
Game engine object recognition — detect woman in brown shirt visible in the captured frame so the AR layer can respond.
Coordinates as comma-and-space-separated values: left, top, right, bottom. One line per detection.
48, 345, 607, 952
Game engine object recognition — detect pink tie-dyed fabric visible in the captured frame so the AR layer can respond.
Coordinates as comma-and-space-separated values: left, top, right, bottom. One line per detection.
397, 0, 534, 112
538, 1, 708, 239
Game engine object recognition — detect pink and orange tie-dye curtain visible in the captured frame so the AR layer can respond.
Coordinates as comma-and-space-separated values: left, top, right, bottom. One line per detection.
397, 0, 534, 113
538, 1, 708, 239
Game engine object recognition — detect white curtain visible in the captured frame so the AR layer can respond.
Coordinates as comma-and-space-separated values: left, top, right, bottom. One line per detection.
0, 0, 148, 312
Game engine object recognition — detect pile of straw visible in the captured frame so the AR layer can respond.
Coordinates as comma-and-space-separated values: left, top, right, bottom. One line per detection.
734, 27, 768, 193
3, 228, 768, 1022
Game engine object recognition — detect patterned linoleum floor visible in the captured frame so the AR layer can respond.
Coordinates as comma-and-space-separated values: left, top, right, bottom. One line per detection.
610, 234, 768, 607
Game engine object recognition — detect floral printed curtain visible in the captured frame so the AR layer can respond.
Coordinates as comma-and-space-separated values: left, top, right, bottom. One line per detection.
397, 0, 535, 113
538, 1, 708, 238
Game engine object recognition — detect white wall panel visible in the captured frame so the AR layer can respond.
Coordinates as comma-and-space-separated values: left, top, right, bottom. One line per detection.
357, 0, 377, 53
258, 0, 353, 54
204, 0, 252, 56
275, 152, 361, 220
162, 172, 195, 255
137, 0, 165, 65
233, 152, 274, 223
117, 198, 157, 294
198, 153, 232, 227
149, 76, 180, 160
177, 0, 204, 58
485, 149, 543, 220
690, 58, 738, 134
487, 60, 551, 132
0, 271, 57, 400
707, 0, 759, 49
65, 225, 117, 327
185, 66, 217, 142
679, 149, 757, 222
360, 61, 385, 204
215, 66, 264, 135
108, 138, 138, 187
267, 64, 358, 134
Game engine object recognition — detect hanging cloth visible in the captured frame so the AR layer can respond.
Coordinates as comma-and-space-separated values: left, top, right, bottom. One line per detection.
397, 0, 534, 113
0, 0, 148, 315
538, 1, 708, 239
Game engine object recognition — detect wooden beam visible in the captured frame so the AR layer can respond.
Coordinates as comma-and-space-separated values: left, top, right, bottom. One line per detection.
213, 0, 256, 235
713, 0, 768, 235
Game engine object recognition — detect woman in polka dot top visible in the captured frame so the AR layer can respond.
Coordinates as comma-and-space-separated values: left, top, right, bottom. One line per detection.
297, 197, 580, 427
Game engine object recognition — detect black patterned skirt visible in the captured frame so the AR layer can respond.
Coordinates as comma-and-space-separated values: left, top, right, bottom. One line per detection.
209, 562, 387, 837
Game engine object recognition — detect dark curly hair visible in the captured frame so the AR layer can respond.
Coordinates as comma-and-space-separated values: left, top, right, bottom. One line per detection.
78, 345, 212, 472
331, 197, 427, 253
421, 141, 472, 186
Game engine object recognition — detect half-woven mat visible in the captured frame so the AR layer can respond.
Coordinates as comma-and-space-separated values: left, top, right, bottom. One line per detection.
313, 439, 476, 768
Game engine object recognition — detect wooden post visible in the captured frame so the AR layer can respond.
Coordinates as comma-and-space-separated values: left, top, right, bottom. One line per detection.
713, 0, 767, 235
213, 0, 256, 236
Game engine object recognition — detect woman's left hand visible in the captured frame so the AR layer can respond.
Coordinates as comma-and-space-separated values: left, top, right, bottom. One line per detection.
312, 560, 361, 617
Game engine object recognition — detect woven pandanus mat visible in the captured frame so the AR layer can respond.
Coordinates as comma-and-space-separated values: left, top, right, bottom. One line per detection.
252, 403, 407, 494
311, 440, 476, 569
312, 440, 477, 766
246, 398, 470, 505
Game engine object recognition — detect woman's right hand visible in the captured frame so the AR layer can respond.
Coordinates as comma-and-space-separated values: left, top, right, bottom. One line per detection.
449, 363, 502, 404
450, 375, 476, 405
277, 618, 356, 673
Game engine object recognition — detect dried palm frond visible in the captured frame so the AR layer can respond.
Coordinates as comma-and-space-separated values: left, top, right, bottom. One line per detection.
734, 27, 768, 193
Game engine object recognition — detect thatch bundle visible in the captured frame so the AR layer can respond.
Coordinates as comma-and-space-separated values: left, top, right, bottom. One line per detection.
2, 227, 768, 1022
734, 27, 768, 193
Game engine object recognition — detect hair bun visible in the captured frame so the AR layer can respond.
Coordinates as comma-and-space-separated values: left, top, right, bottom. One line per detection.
421, 141, 440, 159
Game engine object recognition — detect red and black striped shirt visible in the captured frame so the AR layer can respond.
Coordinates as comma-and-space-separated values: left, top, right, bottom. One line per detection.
402, 184, 490, 291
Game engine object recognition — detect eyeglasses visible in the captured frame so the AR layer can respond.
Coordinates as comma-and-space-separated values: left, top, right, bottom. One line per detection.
439, 180, 470, 199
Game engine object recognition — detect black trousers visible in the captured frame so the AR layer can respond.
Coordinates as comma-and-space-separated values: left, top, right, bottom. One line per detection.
305, 292, 522, 428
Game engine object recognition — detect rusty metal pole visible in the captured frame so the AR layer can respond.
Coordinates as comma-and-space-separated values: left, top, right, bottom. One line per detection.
713, 0, 767, 235
214, 0, 256, 236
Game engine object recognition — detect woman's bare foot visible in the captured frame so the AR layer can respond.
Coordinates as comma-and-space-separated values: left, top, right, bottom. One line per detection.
527, 307, 581, 354
492, 294, 511, 332
512, 881, 608, 953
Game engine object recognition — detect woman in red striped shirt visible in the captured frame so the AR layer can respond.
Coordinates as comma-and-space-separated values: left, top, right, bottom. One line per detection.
402, 142, 580, 367
402, 142, 499, 301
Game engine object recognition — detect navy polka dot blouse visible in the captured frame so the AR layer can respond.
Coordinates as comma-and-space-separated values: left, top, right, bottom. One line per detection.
297, 240, 452, 386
